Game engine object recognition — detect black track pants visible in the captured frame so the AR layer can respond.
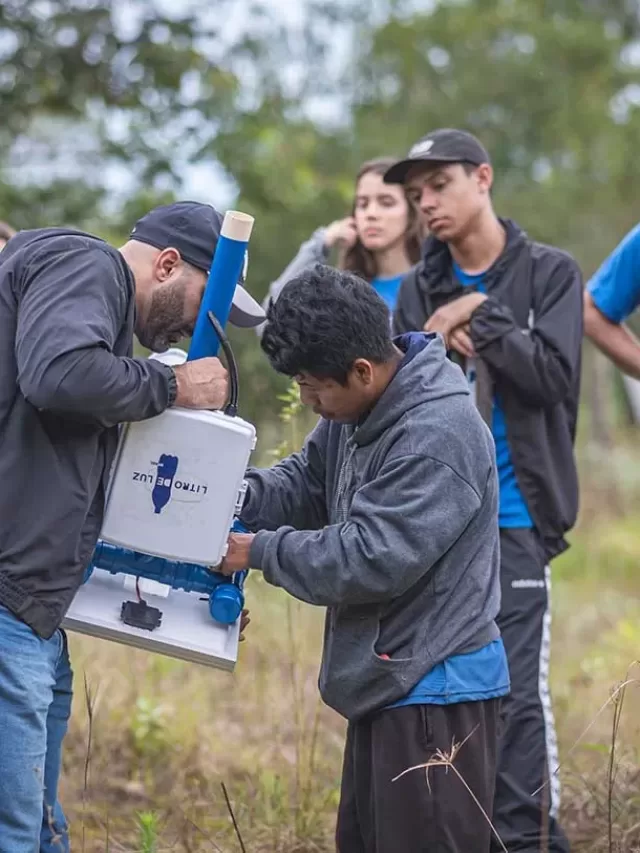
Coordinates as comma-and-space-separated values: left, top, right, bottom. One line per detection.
491, 528, 571, 853
336, 699, 501, 852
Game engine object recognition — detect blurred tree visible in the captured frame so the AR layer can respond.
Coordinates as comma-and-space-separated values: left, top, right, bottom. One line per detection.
351, 0, 640, 268
0, 0, 237, 225
3, 0, 640, 433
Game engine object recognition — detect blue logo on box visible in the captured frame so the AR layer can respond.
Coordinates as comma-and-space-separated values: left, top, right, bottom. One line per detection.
132, 454, 208, 513
152, 454, 178, 514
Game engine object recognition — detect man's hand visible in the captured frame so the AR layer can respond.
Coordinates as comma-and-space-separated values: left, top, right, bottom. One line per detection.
239, 608, 250, 642
448, 324, 476, 359
220, 532, 255, 576
172, 358, 228, 410
424, 293, 487, 347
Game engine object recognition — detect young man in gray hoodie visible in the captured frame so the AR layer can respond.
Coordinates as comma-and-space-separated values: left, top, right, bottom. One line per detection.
221, 264, 509, 852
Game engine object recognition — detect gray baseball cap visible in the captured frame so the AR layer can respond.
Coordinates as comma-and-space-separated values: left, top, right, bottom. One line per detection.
384, 129, 491, 184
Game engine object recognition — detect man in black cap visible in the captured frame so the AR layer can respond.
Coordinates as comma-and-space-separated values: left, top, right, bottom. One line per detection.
386, 130, 582, 853
0, 202, 261, 852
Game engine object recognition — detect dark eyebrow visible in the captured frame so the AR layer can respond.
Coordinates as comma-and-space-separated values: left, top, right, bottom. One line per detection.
408, 168, 449, 191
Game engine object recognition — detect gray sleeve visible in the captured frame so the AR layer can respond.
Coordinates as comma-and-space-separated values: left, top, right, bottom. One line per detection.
249, 454, 483, 608
15, 243, 174, 429
256, 228, 329, 337
240, 419, 329, 532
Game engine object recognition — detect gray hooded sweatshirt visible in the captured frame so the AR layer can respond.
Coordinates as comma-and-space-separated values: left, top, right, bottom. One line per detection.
242, 332, 501, 721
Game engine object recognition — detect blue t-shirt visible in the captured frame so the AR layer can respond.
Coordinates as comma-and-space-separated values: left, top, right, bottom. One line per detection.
372, 275, 404, 312
383, 333, 510, 710
453, 263, 533, 529
587, 223, 640, 323
387, 639, 510, 708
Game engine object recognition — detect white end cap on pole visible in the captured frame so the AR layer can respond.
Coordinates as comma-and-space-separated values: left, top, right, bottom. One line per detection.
221, 210, 255, 242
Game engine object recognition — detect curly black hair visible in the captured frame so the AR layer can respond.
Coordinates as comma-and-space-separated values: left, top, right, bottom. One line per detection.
260, 264, 396, 385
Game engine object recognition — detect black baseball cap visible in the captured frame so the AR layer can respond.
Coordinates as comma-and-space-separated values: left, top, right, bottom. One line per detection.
130, 201, 224, 273
384, 128, 491, 184
129, 200, 264, 328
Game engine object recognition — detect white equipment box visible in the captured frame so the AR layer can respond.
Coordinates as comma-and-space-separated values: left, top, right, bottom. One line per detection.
100, 406, 256, 566
63, 346, 256, 671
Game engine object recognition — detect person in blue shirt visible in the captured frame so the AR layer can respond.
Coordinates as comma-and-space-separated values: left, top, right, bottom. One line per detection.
257, 156, 424, 331
389, 128, 583, 853
584, 223, 640, 379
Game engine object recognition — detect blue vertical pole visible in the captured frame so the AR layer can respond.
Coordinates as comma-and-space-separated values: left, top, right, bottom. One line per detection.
187, 210, 254, 361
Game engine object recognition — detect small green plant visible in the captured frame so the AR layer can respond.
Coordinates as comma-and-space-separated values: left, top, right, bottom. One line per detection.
266, 382, 305, 463
136, 810, 160, 853
130, 696, 168, 762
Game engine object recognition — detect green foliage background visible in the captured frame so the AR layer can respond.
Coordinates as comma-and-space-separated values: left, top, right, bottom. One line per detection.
2, 0, 640, 432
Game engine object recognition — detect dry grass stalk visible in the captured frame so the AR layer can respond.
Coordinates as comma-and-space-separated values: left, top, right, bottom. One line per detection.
222, 781, 247, 853
391, 725, 507, 853
81, 673, 98, 853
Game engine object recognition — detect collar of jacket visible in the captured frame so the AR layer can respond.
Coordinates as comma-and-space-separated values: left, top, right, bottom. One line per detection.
418, 217, 528, 298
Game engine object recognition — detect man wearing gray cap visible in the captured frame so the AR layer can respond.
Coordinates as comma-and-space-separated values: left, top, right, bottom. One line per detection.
0, 202, 262, 852
386, 130, 582, 852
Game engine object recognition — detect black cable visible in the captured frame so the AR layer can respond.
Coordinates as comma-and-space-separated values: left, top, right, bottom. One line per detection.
207, 310, 239, 417
135, 575, 145, 603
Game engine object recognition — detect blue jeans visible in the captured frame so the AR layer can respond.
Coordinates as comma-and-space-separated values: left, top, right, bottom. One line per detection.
0, 604, 73, 853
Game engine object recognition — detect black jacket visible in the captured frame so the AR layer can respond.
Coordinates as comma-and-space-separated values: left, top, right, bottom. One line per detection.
0, 228, 176, 638
393, 219, 583, 560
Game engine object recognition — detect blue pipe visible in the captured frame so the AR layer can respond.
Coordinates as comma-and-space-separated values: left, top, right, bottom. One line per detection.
87, 518, 249, 625
187, 223, 250, 361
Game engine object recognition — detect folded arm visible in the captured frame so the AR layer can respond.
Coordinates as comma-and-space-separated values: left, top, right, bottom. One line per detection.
584, 292, 640, 379
469, 254, 583, 407
583, 225, 640, 379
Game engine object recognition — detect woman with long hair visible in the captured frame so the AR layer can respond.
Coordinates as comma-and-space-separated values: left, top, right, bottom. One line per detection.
260, 157, 424, 324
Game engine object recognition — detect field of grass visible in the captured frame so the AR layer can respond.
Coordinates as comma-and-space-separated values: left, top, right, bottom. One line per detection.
56, 506, 640, 853
57, 403, 640, 853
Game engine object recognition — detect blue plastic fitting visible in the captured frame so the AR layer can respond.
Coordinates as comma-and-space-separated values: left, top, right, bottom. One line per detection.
209, 583, 244, 624
89, 539, 247, 625
208, 517, 249, 622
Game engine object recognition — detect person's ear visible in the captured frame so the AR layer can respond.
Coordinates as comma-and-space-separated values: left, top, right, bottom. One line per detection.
476, 164, 493, 195
154, 247, 182, 282
352, 358, 375, 386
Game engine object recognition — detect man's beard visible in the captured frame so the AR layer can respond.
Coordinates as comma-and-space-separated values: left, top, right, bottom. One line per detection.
137, 280, 190, 352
